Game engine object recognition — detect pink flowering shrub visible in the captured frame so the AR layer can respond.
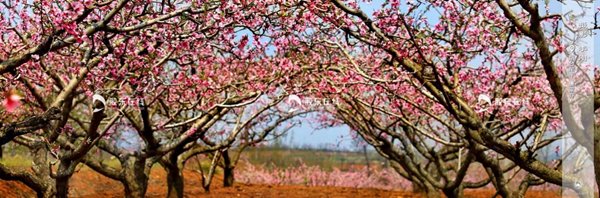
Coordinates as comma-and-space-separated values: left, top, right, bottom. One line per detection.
237, 162, 411, 190
238, 161, 561, 192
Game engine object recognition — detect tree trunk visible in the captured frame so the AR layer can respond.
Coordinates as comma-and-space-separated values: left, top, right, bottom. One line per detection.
55, 176, 69, 198
162, 143, 186, 198
55, 160, 77, 198
412, 183, 439, 198
39, 188, 55, 198
362, 145, 371, 176
222, 150, 234, 187
423, 189, 441, 198
201, 151, 221, 192
412, 182, 424, 194
123, 180, 147, 198
223, 166, 234, 187
122, 157, 149, 198
165, 164, 184, 198
30, 145, 55, 198
443, 186, 464, 198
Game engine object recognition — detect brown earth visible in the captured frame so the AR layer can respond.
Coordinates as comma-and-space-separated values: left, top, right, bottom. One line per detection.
0, 168, 563, 198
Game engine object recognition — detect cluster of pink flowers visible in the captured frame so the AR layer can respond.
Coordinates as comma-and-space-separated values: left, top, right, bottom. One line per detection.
238, 161, 562, 192
237, 162, 411, 190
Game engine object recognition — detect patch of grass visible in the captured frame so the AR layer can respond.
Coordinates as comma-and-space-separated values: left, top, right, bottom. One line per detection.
0, 146, 388, 173
0, 154, 33, 167
241, 147, 387, 171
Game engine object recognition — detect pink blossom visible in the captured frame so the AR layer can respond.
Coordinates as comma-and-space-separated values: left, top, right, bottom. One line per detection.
2, 91, 22, 113
237, 161, 410, 190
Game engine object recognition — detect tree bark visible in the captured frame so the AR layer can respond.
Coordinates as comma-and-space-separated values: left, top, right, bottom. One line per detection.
412, 183, 439, 198
122, 157, 149, 198
161, 142, 187, 198
55, 176, 69, 198
443, 186, 464, 198
0, 163, 51, 198
55, 160, 77, 198
223, 166, 234, 187
31, 144, 55, 198
162, 153, 183, 198
422, 188, 441, 198
222, 150, 234, 187
165, 165, 184, 198
201, 151, 221, 192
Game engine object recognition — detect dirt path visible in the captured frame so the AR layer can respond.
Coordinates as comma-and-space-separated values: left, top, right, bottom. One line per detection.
0, 168, 562, 198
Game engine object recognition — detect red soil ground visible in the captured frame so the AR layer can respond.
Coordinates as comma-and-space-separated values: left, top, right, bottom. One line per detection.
0, 168, 563, 198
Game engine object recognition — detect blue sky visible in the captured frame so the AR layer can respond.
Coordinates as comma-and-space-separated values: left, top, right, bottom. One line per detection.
266, 2, 381, 151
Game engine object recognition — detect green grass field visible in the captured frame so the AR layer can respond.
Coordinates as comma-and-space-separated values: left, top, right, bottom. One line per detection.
0, 143, 387, 173
241, 147, 387, 170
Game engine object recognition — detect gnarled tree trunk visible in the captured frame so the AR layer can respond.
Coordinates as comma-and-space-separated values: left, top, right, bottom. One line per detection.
31, 144, 55, 198
55, 160, 78, 198
122, 157, 149, 198
165, 164, 184, 198
162, 146, 185, 198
